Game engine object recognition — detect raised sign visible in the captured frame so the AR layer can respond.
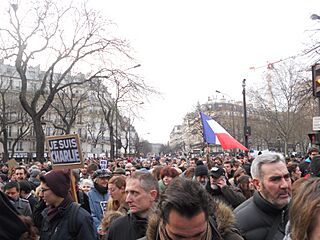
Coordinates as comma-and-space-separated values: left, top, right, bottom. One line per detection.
313, 116, 320, 131
46, 134, 84, 170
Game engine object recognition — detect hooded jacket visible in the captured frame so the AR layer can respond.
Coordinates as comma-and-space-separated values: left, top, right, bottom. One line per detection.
141, 201, 243, 240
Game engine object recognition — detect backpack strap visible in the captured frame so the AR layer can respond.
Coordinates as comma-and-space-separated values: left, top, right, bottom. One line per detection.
68, 202, 81, 238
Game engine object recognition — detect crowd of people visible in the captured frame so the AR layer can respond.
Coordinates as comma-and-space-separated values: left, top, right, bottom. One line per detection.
0, 147, 320, 240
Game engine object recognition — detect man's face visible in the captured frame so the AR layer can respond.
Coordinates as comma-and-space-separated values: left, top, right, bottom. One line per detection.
15, 169, 26, 181
165, 210, 208, 240
80, 165, 88, 175
254, 161, 291, 209
118, 161, 125, 168
96, 177, 109, 188
223, 163, 232, 173
5, 187, 19, 200
1, 165, 8, 173
310, 151, 319, 160
125, 179, 156, 217
195, 175, 208, 187
189, 160, 196, 167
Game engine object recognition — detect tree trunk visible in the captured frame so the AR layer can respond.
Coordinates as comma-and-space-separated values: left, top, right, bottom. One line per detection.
2, 137, 9, 162
34, 118, 45, 163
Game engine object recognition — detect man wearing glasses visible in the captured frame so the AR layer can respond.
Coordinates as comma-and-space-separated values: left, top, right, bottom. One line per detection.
33, 170, 96, 239
139, 177, 243, 240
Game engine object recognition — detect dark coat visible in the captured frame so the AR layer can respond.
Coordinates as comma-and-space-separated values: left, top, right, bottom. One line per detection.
0, 191, 27, 240
106, 212, 148, 240
39, 202, 97, 240
206, 184, 246, 209
142, 201, 244, 240
234, 191, 289, 240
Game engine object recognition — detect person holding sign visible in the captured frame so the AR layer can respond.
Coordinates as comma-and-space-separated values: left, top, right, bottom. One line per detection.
88, 169, 112, 235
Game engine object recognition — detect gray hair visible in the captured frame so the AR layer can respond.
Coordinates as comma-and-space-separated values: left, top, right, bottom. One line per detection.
251, 153, 285, 179
128, 172, 159, 200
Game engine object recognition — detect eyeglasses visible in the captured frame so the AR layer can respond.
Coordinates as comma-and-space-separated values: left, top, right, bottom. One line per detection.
40, 188, 51, 193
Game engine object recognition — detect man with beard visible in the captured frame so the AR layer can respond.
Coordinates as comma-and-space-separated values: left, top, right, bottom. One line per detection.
193, 163, 209, 188
234, 153, 291, 240
88, 169, 112, 234
207, 166, 245, 209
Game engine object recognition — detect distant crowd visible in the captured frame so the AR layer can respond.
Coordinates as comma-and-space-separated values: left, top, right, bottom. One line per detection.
1, 147, 320, 240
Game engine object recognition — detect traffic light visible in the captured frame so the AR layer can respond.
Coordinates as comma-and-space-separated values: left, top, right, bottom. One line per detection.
312, 64, 320, 97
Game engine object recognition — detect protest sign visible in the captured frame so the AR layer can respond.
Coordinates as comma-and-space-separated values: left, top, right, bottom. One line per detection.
46, 134, 84, 170
100, 160, 108, 170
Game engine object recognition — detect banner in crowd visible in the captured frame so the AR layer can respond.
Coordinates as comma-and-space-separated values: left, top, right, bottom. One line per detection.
45, 134, 84, 170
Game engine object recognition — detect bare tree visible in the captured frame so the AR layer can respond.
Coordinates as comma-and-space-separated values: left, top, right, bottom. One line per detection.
50, 84, 88, 134
0, 1, 132, 161
248, 60, 311, 155
93, 65, 157, 159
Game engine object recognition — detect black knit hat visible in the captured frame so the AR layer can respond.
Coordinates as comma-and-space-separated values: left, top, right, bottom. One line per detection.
194, 165, 208, 177
40, 170, 70, 198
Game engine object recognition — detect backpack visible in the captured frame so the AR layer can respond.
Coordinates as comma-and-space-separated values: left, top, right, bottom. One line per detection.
68, 203, 81, 239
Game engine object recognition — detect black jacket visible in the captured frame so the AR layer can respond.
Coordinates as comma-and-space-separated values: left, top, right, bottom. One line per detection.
0, 191, 27, 240
234, 191, 289, 240
35, 201, 96, 240
206, 184, 246, 209
107, 212, 148, 240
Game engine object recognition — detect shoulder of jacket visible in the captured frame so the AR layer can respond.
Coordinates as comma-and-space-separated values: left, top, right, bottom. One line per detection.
20, 198, 30, 204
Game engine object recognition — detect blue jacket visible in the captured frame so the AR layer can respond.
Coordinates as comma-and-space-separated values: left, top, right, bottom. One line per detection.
88, 188, 109, 231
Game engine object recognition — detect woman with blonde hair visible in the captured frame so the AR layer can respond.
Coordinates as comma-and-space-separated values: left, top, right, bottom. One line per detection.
106, 175, 129, 214
286, 177, 320, 240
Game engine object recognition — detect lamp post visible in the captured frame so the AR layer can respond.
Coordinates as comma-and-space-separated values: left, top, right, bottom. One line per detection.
215, 90, 236, 138
115, 64, 141, 158
242, 79, 249, 151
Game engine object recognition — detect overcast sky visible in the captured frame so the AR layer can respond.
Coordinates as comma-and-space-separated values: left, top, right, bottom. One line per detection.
93, 0, 320, 144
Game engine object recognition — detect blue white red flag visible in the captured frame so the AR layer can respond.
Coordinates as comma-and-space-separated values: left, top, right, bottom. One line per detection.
200, 112, 248, 151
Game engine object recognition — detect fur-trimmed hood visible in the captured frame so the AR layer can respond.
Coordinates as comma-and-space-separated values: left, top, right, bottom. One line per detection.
144, 200, 243, 240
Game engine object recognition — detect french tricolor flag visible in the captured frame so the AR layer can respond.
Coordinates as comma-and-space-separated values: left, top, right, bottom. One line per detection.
200, 112, 248, 151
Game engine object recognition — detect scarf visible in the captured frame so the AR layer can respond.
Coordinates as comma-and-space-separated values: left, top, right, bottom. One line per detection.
158, 220, 212, 240
94, 182, 108, 195
47, 194, 73, 222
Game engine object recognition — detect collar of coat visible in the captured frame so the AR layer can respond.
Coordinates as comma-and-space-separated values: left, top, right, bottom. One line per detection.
145, 200, 236, 240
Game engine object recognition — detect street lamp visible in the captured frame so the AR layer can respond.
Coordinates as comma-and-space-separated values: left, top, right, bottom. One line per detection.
215, 90, 236, 138
115, 64, 141, 158
242, 79, 249, 151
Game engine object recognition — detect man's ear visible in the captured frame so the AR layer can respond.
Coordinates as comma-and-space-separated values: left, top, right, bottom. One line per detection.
252, 178, 261, 191
149, 189, 158, 201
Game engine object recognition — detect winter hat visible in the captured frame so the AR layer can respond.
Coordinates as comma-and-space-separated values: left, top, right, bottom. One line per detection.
40, 170, 70, 198
194, 165, 208, 177
209, 166, 225, 178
